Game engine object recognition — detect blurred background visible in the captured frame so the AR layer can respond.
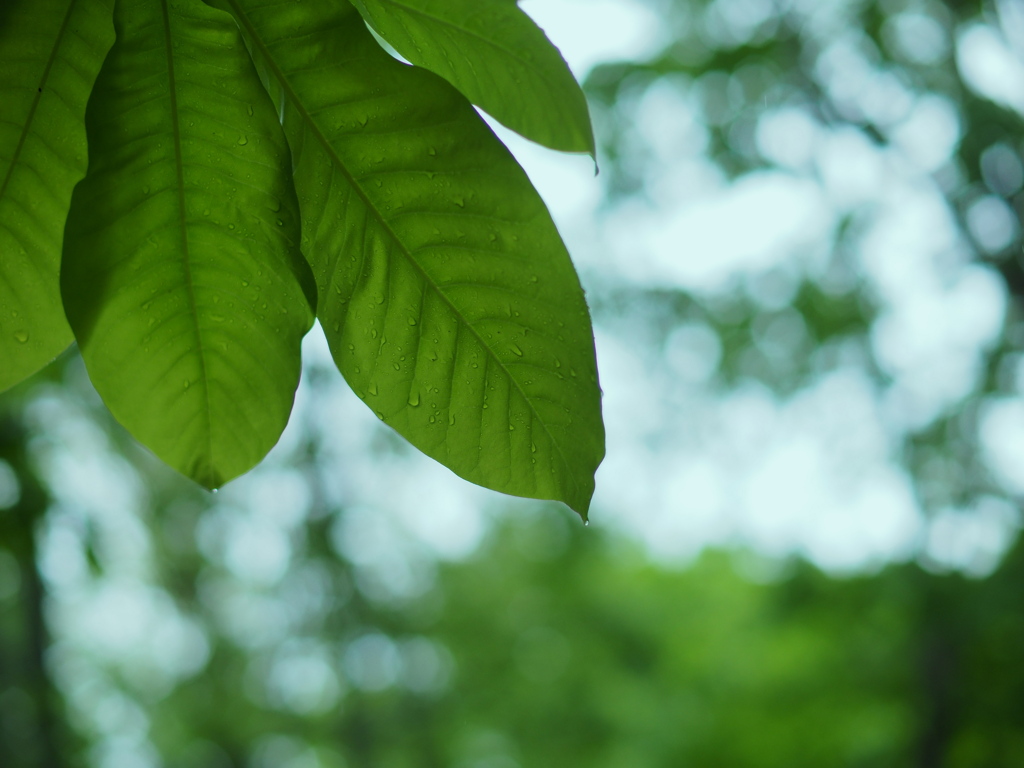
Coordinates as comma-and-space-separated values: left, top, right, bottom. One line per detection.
3, 0, 1024, 764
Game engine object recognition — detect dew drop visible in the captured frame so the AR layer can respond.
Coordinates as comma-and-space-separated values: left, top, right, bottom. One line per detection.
428, 147, 436, 157
13, 330, 28, 344
393, 362, 400, 371
510, 344, 524, 357
183, 379, 190, 390
368, 383, 379, 396
448, 414, 456, 426
246, 104, 254, 116
237, 135, 248, 146
530, 443, 537, 453
408, 391, 420, 407
376, 411, 385, 420
407, 316, 417, 326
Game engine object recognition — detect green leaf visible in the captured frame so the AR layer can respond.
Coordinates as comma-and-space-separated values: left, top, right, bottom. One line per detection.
217, 0, 605, 516
0, 0, 115, 392
61, 0, 315, 488
349, 0, 595, 156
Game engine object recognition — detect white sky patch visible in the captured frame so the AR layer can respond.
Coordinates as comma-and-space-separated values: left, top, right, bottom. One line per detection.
519, 0, 666, 78
924, 496, 1020, 577
815, 125, 886, 209
594, 367, 924, 570
856, 178, 1007, 429
980, 397, 1024, 496
618, 171, 833, 294
756, 107, 821, 171
957, 23, 1024, 115
889, 94, 962, 172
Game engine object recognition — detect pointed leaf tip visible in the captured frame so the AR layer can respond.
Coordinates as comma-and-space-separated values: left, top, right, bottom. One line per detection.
62, 0, 313, 487
217, 0, 605, 508
351, 0, 596, 155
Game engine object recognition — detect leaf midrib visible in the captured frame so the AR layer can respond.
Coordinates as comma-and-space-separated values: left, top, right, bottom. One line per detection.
225, 0, 582, 504
161, 0, 215, 480
0, 0, 78, 204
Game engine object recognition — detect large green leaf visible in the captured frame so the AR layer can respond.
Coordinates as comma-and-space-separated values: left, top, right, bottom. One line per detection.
61, 0, 315, 488
349, 0, 595, 155
0, 0, 115, 392
217, 0, 604, 515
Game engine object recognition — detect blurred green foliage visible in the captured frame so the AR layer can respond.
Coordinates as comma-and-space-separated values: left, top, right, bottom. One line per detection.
6, 420, 1024, 766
